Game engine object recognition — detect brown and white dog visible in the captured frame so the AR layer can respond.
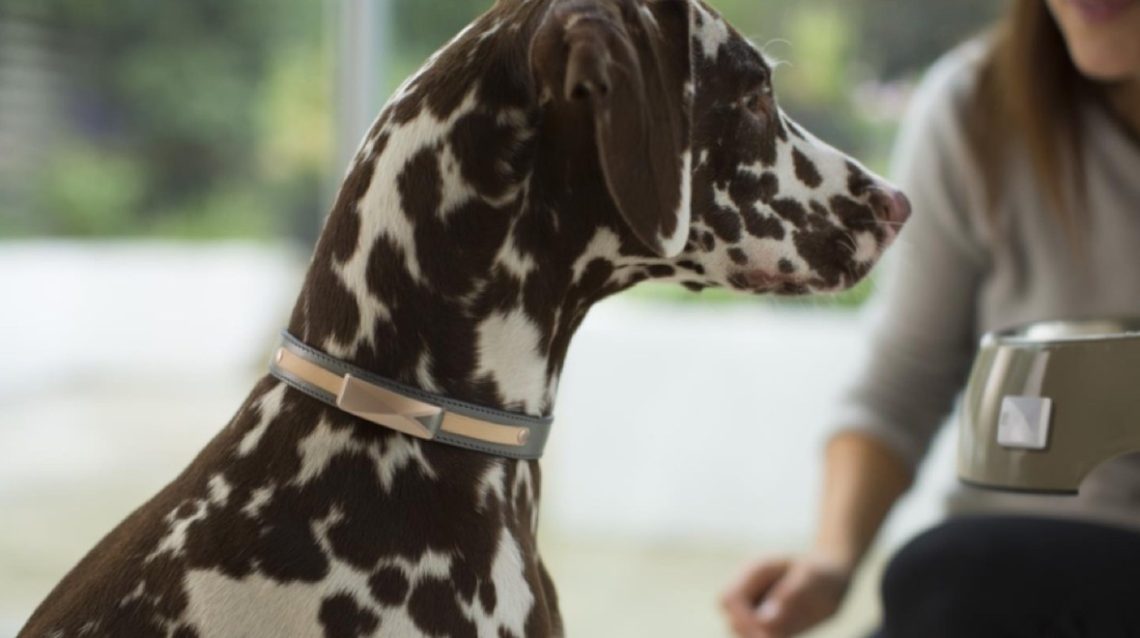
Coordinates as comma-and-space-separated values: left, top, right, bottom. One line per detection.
20, 0, 909, 636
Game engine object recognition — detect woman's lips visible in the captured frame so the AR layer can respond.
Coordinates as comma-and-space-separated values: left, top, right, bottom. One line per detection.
1068, 0, 1136, 22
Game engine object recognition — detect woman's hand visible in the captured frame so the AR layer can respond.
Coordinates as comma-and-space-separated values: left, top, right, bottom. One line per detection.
720, 433, 912, 636
720, 554, 853, 638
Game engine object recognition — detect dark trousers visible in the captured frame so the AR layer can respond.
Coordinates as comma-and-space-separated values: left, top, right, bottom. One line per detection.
869, 515, 1140, 638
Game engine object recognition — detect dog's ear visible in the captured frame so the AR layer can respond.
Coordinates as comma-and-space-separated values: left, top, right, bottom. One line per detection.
531, 0, 693, 257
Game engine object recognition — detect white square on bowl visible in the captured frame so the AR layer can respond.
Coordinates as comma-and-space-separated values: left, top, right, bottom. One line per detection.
997, 396, 1052, 451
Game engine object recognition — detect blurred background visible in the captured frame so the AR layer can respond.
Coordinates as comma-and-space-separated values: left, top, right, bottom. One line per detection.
0, 0, 999, 635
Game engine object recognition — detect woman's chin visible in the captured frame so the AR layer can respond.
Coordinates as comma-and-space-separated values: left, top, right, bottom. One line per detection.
1073, 53, 1140, 82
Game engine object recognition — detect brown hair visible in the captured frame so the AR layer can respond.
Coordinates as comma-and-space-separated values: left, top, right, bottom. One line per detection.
965, 0, 1094, 238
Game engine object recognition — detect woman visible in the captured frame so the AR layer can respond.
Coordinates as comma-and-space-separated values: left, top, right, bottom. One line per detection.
722, 1, 1140, 636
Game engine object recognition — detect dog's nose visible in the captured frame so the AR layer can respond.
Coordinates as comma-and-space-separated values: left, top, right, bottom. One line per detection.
867, 187, 911, 225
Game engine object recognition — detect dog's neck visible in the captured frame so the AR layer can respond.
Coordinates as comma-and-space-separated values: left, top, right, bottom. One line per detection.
286, 7, 665, 417
286, 171, 645, 418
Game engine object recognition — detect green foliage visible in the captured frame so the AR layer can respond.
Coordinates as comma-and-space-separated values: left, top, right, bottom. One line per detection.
784, 6, 852, 104
382, 0, 487, 95
4, 0, 327, 239
34, 144, 145, 236
390, 0, 486, 62
146, 185, 279, 240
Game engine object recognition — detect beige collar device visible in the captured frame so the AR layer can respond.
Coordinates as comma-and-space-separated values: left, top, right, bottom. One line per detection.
269, 332, 553, 459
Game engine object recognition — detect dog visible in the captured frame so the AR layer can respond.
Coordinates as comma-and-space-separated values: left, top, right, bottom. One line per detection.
19, 0, 909, 636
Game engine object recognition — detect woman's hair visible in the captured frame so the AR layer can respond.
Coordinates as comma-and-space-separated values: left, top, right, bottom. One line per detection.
965, 0, 1093, 237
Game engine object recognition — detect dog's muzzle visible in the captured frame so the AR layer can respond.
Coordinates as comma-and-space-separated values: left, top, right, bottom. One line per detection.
268, 332, 553, 459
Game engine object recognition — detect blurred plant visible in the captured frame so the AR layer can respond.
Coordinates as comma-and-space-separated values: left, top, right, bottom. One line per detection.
0, 0, 328, 239
32, 143, 144, 236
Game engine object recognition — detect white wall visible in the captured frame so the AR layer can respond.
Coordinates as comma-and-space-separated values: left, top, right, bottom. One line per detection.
548, 297, 956, 548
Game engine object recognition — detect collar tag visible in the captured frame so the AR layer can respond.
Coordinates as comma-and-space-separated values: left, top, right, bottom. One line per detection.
336, 373, 444, 440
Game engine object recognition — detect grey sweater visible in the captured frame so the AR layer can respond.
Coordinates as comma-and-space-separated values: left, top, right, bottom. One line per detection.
834, 42, 1140, 529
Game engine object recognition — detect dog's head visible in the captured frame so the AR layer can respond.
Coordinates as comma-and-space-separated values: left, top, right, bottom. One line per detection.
291, 0, 913, 408
530, 0, 909, 295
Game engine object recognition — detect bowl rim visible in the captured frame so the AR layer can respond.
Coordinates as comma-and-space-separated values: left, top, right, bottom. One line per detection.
985, 317, 1140, 346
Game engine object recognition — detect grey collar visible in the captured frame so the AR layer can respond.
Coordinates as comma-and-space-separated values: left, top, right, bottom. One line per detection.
268, 332, 553, 459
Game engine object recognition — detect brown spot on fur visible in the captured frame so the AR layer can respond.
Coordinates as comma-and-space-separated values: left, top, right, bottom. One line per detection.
319, 594, 379, 638
368, 567, 409, 605
408, 578, 478, 638
327, 158, 375, 263
175, 501, 197, 518
830, 194, 883, 240
300, 263, 362, 350
770, 198, 808, 228
704, 206, 742, 242
414, 199, 514, 298
742, 208, 785, 239
450, 111, 534, 202
846, 161, 873, 197
398, 147, 443, 222
480, 580, 498, 614
676, 259, 706, 275
792, 147, 822, 188
793, 226, 850, 288
727, 172, 762, 208
758, 173, 779, 203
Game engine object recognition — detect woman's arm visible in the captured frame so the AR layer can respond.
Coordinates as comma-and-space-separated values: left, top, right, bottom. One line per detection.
815, 431, 913, 570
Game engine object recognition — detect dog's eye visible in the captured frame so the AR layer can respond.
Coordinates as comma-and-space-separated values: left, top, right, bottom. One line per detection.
742, 90, 769, 116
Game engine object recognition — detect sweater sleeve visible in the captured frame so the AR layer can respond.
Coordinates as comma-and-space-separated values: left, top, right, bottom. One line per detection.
829, 45, 991, 469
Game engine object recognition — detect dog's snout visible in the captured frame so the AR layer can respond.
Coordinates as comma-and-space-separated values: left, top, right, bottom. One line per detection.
868, 187, 911, 225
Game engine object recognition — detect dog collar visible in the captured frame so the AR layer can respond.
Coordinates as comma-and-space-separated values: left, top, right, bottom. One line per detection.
268, 332, 553, 459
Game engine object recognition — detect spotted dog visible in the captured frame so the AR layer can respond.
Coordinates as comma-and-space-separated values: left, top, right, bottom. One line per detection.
20, 0, 908, 636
